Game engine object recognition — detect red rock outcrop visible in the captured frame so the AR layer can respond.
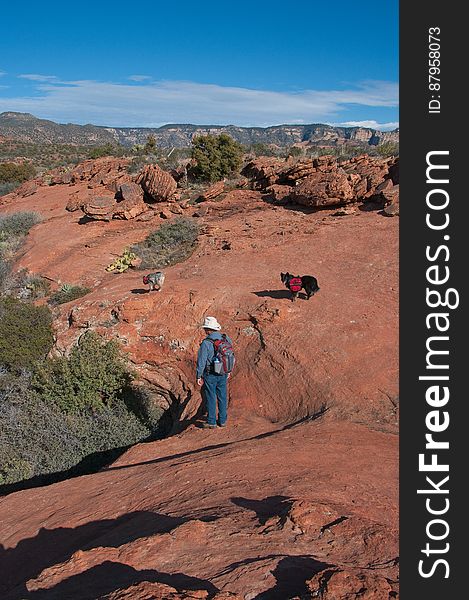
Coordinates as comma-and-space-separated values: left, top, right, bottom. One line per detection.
82, 195, 117, 221
277, 159, 317, 184
0, 181, 398, 599
241, 157, 289, 189
306, 567, 398, 599
382, 184, 400, 216
292, 169, 355, 207
136, 164, 177, 202
242, 154, 400, 211
12, 179, 40, 197
197, 180, 225, 202
50, 157, 131, 188
102, 582, 243, 599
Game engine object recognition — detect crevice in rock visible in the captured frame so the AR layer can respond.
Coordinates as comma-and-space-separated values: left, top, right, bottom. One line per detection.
319, 516, 349, 536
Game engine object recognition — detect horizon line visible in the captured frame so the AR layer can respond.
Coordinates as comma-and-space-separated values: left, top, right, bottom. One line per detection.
0, 111, 400, 133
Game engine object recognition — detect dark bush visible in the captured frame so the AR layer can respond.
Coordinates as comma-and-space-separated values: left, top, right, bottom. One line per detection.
248, 142, 278, 157
287, 146, 304, 158
48, 284, 91, 306
376, 142, 399, 157
0, 370, 150, 486
0, 162, 36, 184
87, 143, 126, 159
0, 182, 21, 197
0, 259, 12, 293
143, 134, 157, 154
190, 134, 243, 182
0, 212, 41, 263
132, 217, 199, 270
33, 331, 132, 413
0, 298, 54, 371
0, 211, 41, 242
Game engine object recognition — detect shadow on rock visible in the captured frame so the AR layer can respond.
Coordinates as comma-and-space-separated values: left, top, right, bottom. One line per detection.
252, 290, 291, 300
231, 496, 292, 526
130, 288, 149, 295
358, 201, 384, 212
254, 555, 331, 600
0, 511, 192, 598
25, 560, 217, 599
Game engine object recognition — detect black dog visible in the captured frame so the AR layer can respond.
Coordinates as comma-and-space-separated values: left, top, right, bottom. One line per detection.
281, 272, 320, 302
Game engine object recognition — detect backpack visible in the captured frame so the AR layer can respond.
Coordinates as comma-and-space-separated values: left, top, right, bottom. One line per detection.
211, 334, 235, 374
288, 277, 303, 293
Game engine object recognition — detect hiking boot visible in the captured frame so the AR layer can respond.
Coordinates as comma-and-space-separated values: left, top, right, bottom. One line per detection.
218, 422, 227, 428
203, 423, 217, 429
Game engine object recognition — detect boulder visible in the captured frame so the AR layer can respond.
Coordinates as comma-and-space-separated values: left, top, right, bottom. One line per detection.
198, 180, 225, 201
293, 170, 355, 207
313, 154, 339, 169
136, 210, 157, 222
241, 157, 287, 189
66, 195, 84, 212
136, 164, 177, 202
118, 182, 144, 203
83, 195, 116, 221
346, 156, 393, 198
306, 567, 398, 599
170, 165, 189, 188
265, 184, 294, 204
113, 198, 147, 220
278, 159, 317, 184
50, 157, 131, 187
193, 205, 209, 218
50, 170, 72, 185
382, 184, 400, 216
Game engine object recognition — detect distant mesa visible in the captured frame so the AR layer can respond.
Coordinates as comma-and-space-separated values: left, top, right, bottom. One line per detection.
0, 111, 399, 149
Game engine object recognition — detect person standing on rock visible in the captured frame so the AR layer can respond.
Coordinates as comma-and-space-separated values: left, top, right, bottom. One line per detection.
196, 316, 235, 429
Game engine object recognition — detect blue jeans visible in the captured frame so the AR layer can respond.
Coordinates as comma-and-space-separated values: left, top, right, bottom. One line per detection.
203, 372, 228, 426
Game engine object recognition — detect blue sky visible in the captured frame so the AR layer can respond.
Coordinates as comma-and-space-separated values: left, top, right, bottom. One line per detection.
0, 0, 398, 129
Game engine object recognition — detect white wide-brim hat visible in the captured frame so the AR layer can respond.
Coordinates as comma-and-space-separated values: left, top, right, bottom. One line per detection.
201, 316, 221, 331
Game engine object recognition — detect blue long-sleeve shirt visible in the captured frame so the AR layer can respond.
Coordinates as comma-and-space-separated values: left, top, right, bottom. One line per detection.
196, 332, 232, 378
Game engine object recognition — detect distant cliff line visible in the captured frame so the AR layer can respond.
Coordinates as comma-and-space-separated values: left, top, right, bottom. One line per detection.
0, 112, 399, 149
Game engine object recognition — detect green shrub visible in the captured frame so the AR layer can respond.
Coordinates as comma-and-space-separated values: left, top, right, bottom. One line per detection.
0, 211, 41, 244
48, 283, 91, 305
248, 142, 278, 157
287, 146, 304, 158
124, 385, 166, 432
376, 142, 399, 157
0, 298, 54, 371
0, 370, 150, 486
0, 162, 36, 183
190, 133, 243, 182
0, 259, 12, 293
132, 217, 199, 270
33, 331, 132, 413
127, 155, 153, 174
143, 134, 157, 154
87, 143, 126, 159
0, 182, 21, 197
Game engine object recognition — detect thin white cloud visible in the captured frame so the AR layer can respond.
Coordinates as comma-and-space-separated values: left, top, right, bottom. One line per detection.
0, 71, 6, 77
128, 75, 152, 82
18, 73, 58, 82
336, 120, 399, 131
0, 78, 399, 127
